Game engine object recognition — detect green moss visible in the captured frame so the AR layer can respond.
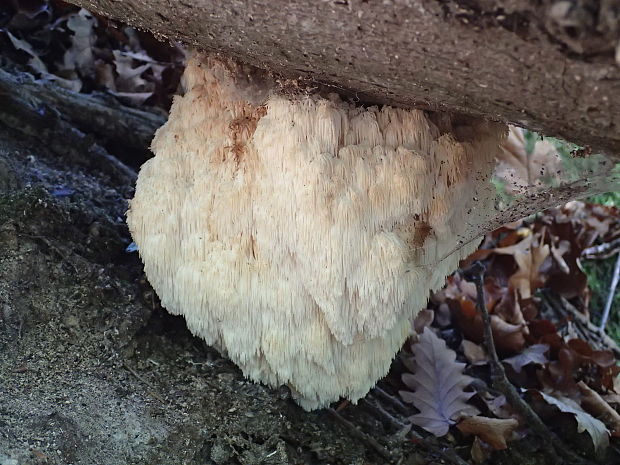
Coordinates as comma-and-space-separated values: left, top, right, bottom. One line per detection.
588, 191, 620, 207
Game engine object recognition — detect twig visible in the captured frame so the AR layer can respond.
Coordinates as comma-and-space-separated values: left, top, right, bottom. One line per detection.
540, 289, 620, 357
467, 261, 594, 465
372, 386, 411, 415
362, 395, 409, 430
328, 408, 393, 462
122, 362, 166, 403
582, 237, 620, 260
0, 67, 139, 189
599, 252, 620, 332
361, 396, 470, 465
0, 67, 164, 159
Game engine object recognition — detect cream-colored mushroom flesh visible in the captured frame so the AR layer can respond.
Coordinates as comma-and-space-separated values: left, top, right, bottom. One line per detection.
127, 54, 505, 410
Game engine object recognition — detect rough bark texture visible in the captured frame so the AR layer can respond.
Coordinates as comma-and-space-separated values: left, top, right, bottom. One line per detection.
67, 0, 620, 157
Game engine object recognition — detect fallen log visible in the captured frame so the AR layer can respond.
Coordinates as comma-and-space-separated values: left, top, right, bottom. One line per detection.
69, 0, 620, 157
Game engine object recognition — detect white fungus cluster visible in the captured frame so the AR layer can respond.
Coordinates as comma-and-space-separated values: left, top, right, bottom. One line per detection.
127, 54, 505, 410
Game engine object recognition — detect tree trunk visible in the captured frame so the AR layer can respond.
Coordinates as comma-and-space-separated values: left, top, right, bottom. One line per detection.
68, 0, 620, 157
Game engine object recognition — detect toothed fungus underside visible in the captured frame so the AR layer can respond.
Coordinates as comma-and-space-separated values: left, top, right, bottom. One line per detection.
127, 55, 506, 410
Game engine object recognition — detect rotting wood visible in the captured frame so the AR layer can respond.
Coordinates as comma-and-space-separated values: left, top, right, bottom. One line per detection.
0, 67, 165, 169
67, 0, 620, 157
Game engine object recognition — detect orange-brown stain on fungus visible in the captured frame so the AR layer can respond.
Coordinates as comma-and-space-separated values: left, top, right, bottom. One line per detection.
226, 105, 267, 164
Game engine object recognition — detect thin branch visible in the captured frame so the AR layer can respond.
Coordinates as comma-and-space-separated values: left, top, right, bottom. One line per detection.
582, 237, 620, 261
361, 396, 470, 465
328, 408, 393, 462
122, 362, 166, 403
540, 289, 620, 358
599, 252, 620, 332
372, 386, 411, 416
466, 261, 595, 465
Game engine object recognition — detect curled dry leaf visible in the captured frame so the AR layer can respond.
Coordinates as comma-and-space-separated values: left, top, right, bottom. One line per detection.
8, 0, 51, 30
3, 29, 82, 91
490, 315, 526, 353
450, 294, 527, 353
535, 391, 609, 452
493, 288, 527, 327
502, 344, 549, 373
400, 327, 478, 437
457, 416, 519, 450
495, 126, 564, 196
470, 436, 491, 464
4, 29, 48, 74
64, 9, 97, 76
413, 309, 434, 334
503, 234, 550, 300
469, 232, 550, 300
482, 394, 517, 420
435, 302, 451, 327
577, 381, 620, 434
550, 239, 571, 274
462, 339, 487, 365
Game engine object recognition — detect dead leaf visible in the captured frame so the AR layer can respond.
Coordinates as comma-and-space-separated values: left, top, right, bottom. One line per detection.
470, 436, 491, 463
482, 393, 517, 420
603, 394, 620, 409
435, 302, 451, 327
64, 8, 97, 75
113, 49, 153, 92
490, 315, 526, 353
550, 239, 571, 274
578, 381, 620, 434
453, 306, 526, 353
496, 127, 564, 195
503, 344, 549, 373
457, 416, 519, 450
536, 391, 609, 452
462, 340, 487, 365
413, 309, 434, 334
494, 288, 529, 334
400, 327, 478, 436
4, 29, 48, 74
508, 235, 550, 299
8, 0, 51, 30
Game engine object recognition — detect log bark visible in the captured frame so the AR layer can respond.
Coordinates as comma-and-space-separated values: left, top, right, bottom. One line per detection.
0, 67, 165, 170
68, 0, 620, 157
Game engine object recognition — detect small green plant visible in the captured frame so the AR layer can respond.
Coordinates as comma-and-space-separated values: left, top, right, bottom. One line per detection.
582, 257, 620, 341
584, 182, 620, 343
521, 130, 620, 342
588, 191, 620, 207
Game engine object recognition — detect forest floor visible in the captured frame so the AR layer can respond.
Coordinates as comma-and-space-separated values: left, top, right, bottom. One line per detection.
0, 2, 619, 465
